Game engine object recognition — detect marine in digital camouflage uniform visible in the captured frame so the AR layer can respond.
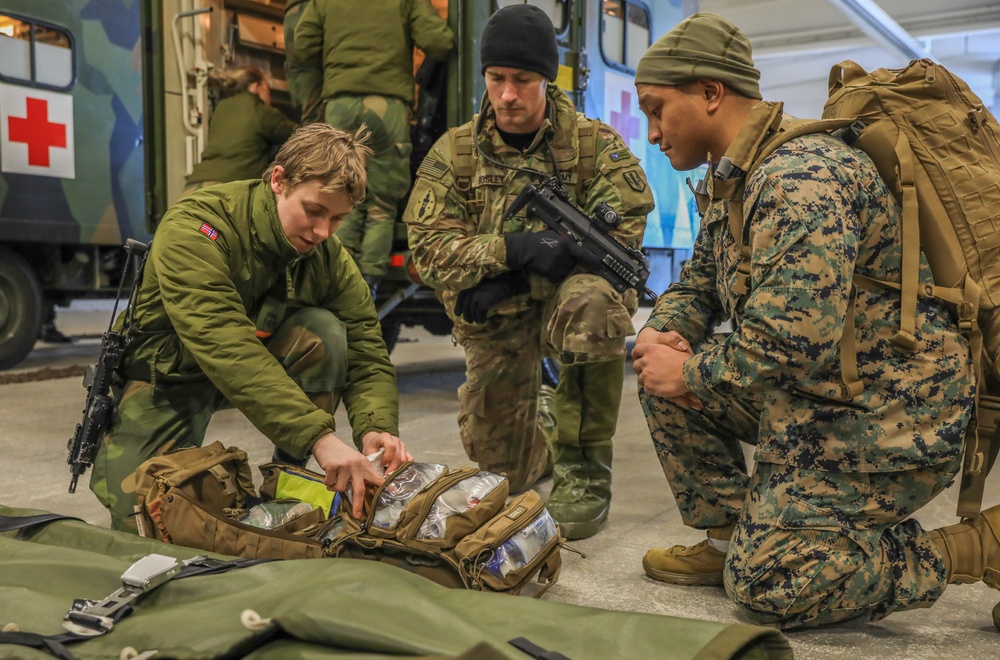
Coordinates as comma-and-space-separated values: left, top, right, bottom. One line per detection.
92, 125, 408, 532
630, 14, 998, 630
295, 0, 453, 295
403, 6, 653, 540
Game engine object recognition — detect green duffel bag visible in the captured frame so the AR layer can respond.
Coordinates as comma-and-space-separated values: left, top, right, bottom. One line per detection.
0, 505, 794, 660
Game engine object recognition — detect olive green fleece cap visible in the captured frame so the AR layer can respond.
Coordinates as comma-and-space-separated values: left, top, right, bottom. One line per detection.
635, 13, 762, 100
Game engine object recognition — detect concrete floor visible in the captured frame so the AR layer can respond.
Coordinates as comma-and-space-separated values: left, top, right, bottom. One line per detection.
1, 301, 999, 659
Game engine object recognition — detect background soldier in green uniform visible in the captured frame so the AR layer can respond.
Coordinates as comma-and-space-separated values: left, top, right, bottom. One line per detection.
184, 66, 297, 194
295, 0, 453, 298
282, 0, 323, 124
631, 13, 999, 628
91, 124, 410, 532
404, 5, 653, 540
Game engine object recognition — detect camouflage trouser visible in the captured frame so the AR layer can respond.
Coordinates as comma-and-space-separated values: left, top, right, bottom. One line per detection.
452, 273, 635, 492
90, 308, 348, 533
326, 94, 411, 279
638, 388, 957, 628
283, 0, 324, 124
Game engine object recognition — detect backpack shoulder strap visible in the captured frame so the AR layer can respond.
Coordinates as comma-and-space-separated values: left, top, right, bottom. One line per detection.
576, 117, 598, 197
451, 122, 476, 199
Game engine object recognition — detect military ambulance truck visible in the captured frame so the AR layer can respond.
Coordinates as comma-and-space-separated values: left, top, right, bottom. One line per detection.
0, 0, 690, 370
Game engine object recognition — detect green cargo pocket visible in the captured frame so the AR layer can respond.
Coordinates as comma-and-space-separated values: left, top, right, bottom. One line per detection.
607, 307, 635, 339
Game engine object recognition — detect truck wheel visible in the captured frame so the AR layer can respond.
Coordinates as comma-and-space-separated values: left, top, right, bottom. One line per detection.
0, 248, 43, 370
381, 318, 402, 354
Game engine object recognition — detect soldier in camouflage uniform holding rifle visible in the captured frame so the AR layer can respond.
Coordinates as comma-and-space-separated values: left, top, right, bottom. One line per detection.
404, 5, 653, 540
632, 13, 1000, 628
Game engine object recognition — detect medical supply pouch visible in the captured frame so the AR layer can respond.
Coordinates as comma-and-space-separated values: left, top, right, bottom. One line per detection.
132, 442, 328, 559
132, 446, 563, 596
323, 461, 563, 596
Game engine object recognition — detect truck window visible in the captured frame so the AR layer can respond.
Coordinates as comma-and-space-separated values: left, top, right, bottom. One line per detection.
494, 0, 568, 34
601, 0, 650, 71
0, 14, 74, 90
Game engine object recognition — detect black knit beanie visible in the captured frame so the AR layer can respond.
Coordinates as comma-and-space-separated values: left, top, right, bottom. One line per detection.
480, 5, 559, 82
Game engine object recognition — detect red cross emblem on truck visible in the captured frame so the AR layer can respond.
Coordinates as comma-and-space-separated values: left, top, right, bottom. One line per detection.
7, 97, 67, 168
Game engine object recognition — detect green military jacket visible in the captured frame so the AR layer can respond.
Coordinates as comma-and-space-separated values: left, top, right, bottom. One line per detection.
645, 103, 974, 472
120, 181, 399, 456
403, 84, 654, 313
294, 0, 453, 104
187, 91, 297, 185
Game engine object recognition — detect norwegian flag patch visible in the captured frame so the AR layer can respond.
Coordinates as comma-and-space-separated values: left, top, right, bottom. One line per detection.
198, 222, 219, 241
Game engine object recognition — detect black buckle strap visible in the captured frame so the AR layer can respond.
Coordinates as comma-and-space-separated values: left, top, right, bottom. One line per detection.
508, 636, 572, 659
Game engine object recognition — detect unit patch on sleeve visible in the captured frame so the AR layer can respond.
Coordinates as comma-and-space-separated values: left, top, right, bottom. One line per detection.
415, 187, 437, 223
199, 222, 219, 241
622, 168, 647, 193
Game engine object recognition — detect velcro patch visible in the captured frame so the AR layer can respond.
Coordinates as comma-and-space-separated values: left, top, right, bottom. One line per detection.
199, 222, 219, 241
416, 157, 449, 180
623, 168, 647, 193
476, 174, 504, 186
414, 187, 438, 223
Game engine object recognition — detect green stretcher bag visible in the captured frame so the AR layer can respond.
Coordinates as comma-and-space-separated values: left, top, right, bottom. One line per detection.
0, 505, 793, 660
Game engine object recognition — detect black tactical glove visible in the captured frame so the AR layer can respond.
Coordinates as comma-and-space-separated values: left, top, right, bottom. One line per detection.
504, 230, 578, 282
454, 272, 531, 324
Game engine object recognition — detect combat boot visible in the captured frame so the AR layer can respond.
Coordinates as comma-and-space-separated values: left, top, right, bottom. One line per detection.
642, 525, 735, 586
928, 503, 1000, 584
545, 358, 623, 540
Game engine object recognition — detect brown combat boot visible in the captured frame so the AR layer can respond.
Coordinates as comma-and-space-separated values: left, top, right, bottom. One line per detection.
642, 525, 735, 586
928, 503, 1000, 584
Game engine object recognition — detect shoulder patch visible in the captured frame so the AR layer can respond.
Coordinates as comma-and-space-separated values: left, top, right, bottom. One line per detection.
416, 157, 449, 180
608, 150, 630, 162
622, 168, 647, 193
198, 222, 219, 241
414, 187, 438, 224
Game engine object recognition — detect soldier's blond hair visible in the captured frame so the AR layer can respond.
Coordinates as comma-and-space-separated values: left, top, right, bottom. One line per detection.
263, 124, 372, 203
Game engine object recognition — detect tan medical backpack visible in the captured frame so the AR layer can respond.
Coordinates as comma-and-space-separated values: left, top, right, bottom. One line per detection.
132, 442, 563, 596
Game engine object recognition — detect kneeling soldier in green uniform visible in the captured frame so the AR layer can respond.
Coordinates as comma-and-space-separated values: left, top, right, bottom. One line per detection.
632, 13, 998, 629
91, 124, 410, 533
404, 5, 653, 540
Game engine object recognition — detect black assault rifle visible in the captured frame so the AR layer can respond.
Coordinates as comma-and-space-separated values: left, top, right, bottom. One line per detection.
67, 238, 149, 493
504, 180, 656, 300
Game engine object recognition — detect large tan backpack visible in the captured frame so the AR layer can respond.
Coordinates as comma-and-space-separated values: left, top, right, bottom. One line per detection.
132, 443, 562, 596
704, 59, 1000, 518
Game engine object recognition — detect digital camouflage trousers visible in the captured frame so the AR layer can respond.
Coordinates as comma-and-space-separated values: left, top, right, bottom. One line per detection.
638, 387, 957, 628
90, 308, 347, 532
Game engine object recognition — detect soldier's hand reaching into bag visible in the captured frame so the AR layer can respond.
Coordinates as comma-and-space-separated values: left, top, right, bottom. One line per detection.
311, 432, 411, 518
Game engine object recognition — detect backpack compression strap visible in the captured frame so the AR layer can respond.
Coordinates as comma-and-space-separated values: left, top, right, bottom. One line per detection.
693, 103, 864, 398
450, 116, 599, 203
